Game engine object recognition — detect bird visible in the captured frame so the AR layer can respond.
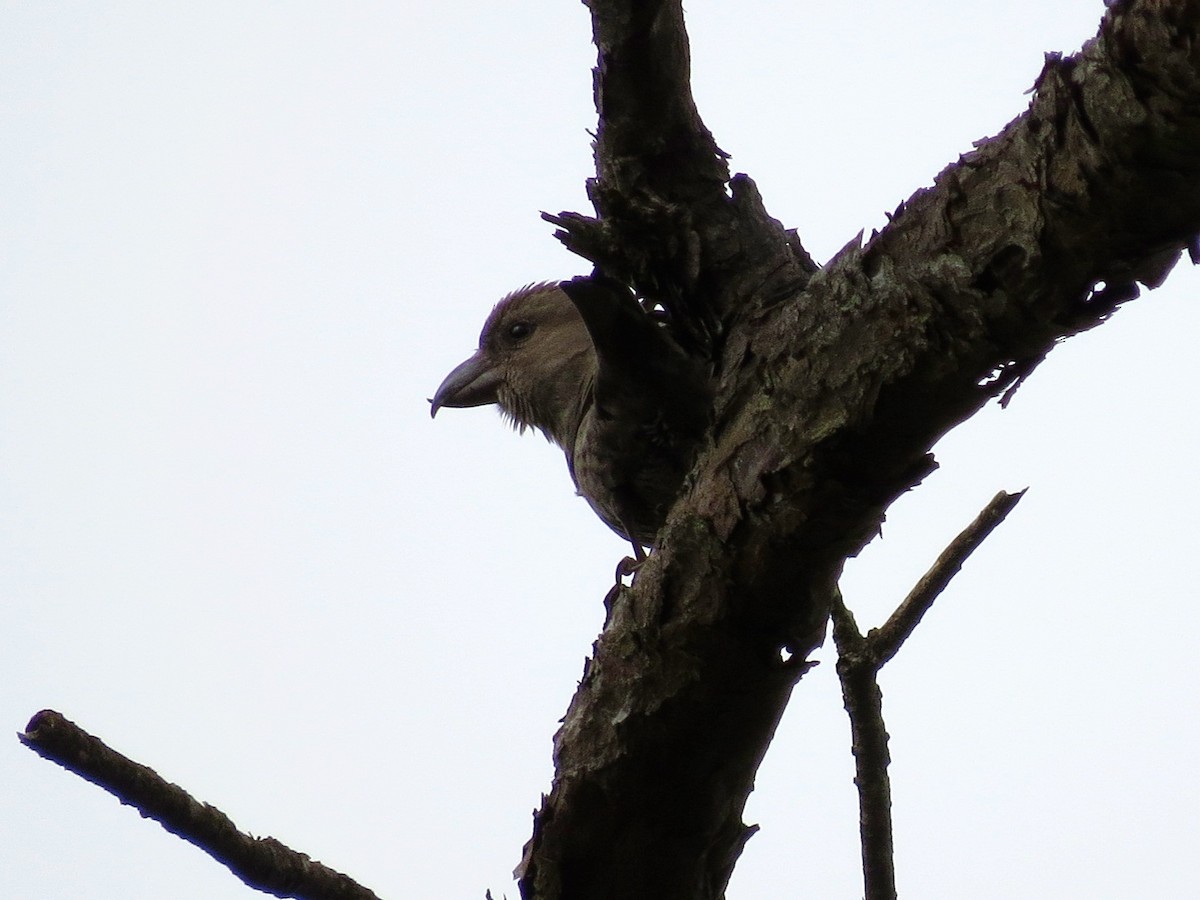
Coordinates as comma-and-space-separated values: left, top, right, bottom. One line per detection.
430, 278, 711, 552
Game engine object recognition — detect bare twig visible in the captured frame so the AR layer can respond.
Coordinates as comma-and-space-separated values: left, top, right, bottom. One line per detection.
830, 593, 895, 900
19, 710, 381, 900
871, 489, 1027, 666
833, 489, 1026, 900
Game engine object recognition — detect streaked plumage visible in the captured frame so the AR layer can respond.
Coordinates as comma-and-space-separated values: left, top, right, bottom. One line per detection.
430, 279, 710, 548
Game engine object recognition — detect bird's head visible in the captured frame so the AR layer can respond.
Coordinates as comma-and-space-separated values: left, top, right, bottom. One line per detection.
430, 283, 596, 449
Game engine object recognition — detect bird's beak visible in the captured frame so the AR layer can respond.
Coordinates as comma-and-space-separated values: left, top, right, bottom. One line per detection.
429, 352, 502, 417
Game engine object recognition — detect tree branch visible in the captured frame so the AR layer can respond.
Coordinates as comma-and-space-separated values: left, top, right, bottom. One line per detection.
830, 593, 896, 900
545, 0, 813, 349
832, 490, 1025, 900
19, 710, 381, 900
522, 4, 1200, 897
872, 489, 1027, 666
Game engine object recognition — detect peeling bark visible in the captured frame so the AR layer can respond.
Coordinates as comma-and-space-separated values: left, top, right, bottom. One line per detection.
520, 2, 1200, 898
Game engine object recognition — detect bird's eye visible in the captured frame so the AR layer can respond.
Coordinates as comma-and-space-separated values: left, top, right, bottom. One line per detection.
507, 322, 534, 341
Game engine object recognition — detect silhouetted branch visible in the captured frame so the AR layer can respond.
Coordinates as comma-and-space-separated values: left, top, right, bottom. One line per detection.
19, 710, 381, 900
872, 489, 1027, 666
523, 0, 1200, 893
830, 593, 896, 900
832, 489, 1026, 900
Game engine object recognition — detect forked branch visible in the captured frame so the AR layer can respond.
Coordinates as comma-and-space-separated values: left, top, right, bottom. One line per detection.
832, 490, 1026, 900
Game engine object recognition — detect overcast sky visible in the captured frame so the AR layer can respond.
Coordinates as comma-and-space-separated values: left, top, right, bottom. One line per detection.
3, 2, 1199, 898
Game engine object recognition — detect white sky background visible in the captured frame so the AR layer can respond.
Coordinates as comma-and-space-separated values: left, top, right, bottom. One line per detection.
3, 1, 1199, 897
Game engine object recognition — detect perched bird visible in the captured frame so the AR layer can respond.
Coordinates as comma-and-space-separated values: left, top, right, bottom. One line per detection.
430, 278, 711, 550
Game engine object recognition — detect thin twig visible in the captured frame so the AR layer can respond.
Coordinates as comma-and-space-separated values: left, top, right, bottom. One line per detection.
871, 489, 1026, 666
19, 710, 381, 900
833, 488, 1026, 900
830, 591, 896, 900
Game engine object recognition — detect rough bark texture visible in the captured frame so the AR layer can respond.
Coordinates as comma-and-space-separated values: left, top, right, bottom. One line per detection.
520, 2, 1200, 899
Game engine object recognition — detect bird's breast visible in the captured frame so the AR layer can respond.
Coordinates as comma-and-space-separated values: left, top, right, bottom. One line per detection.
569, 409, 696, 549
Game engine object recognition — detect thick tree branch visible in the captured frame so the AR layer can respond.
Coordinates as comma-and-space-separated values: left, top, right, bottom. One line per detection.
20, 710, 380, 900
523, 2, 1200, 899
545, 0, 814, 351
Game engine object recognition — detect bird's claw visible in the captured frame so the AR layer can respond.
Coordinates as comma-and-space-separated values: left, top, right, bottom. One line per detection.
614, 554, 642, 582
613, 537, 647, 582
604, 543, 648, 615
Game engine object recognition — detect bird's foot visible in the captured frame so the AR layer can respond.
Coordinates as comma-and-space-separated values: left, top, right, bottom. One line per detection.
614, 555, 641, 582
613, 539, 647, 581
603, 543, 648, 615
